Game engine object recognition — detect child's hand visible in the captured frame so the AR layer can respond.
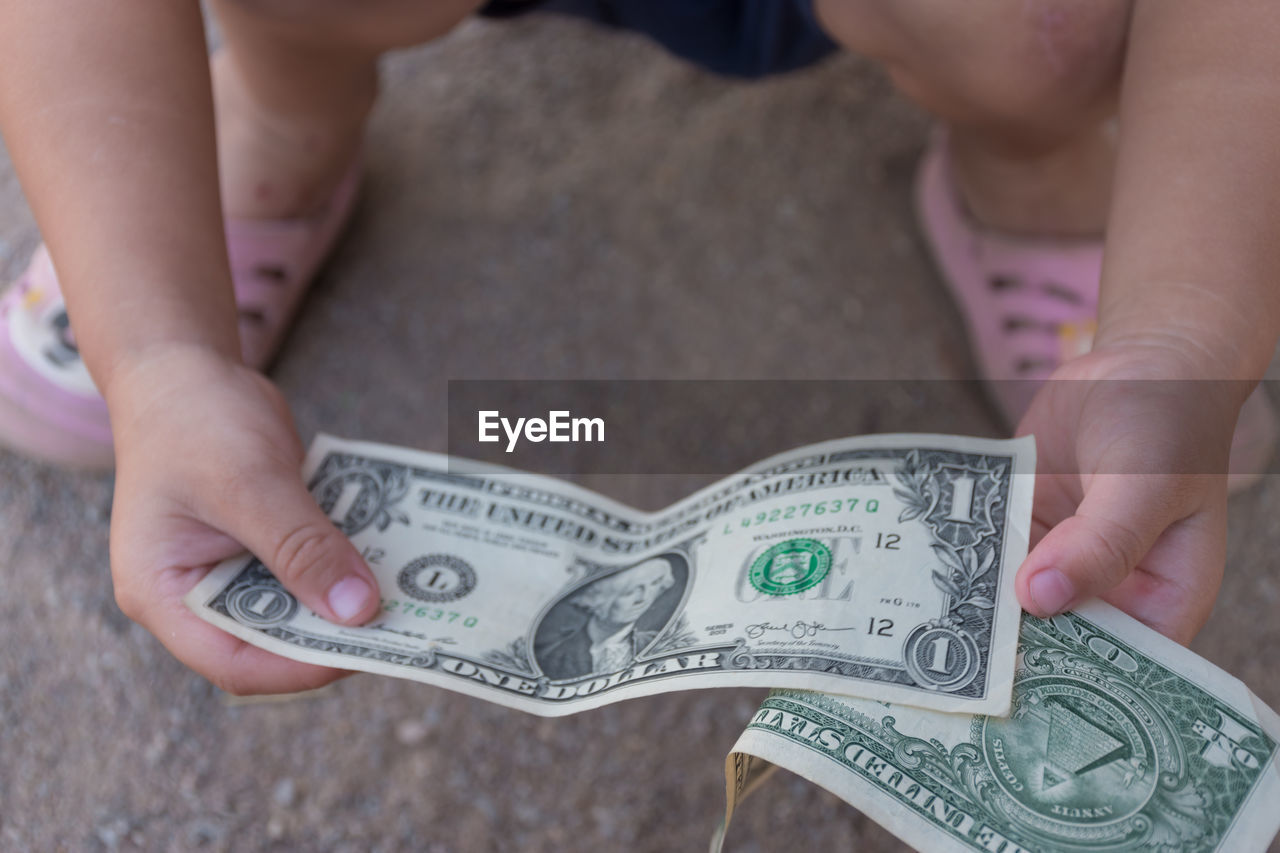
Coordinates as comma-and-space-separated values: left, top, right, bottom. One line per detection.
104, 346, 381, 694
1013, 344, 1240, 644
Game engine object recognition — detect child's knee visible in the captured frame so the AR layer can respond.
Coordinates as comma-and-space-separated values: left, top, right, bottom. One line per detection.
964, 0, 1131, 127
819, 0, 1131, 135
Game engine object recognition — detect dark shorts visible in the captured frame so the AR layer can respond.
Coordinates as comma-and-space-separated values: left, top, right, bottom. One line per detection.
479, 0, 838, 79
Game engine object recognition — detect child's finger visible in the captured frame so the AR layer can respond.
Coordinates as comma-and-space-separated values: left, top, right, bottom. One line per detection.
1014, 472, 1194, 618
210, 470, 381, 628
146, 594, 350, 695
1101, 501, 1226, 643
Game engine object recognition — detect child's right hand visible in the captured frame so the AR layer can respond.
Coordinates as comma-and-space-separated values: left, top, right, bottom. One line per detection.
103, 346, 380, 695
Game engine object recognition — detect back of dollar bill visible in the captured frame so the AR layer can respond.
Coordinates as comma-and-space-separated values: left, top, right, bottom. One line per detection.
184, 432, 1034, 716
721, 600, 1280, 852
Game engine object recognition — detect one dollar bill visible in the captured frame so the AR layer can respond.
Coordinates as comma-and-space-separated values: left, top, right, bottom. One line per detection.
185, 432, 1033, 716
718, 600, 1280, 852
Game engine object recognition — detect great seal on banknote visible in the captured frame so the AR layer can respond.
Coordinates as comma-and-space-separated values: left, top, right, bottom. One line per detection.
968, 616, 1261, 850
750, 608, 1277, 853
976, 672, 1176, 844
747, 538, 832, 597
873, 613, 1273, 851
965, 616, 1227, 850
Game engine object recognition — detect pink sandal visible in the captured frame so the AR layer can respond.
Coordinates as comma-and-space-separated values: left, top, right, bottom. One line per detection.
0, 157, 361, 470
914, 127, 1275, 489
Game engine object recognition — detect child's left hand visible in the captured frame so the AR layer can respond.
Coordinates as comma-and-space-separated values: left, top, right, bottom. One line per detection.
1013, 342, 1241, 644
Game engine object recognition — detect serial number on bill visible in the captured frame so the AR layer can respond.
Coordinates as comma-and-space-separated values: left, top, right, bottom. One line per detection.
381, 599, 479, 628
729, 497, 881, 531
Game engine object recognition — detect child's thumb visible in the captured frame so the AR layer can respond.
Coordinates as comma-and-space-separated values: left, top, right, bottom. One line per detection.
1015, 474, 1182, 617
228, 474, 380, 626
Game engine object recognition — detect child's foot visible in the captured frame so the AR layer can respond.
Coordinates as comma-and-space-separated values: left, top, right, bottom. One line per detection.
0, 246, 114, 469
915, 126, 1276, 490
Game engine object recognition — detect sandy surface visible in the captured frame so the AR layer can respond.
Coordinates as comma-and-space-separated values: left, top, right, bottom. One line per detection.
2, 12, 1279, 853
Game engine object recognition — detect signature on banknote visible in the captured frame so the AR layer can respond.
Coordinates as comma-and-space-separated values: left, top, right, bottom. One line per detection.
744, 621, 860, 641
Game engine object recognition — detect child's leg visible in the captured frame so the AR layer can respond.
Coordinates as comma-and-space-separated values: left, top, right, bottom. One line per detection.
815, 0, 1130, 237
814, 0, 1273, 485
0, 0, 487, 468
210, 0, 486, 219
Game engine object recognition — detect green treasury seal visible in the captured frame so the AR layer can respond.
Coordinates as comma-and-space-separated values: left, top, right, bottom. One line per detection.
749, 538, 832, 596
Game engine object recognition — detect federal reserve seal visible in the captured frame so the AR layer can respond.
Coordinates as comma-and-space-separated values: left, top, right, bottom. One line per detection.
748, 538, 832, 596
397, 554, 477, 603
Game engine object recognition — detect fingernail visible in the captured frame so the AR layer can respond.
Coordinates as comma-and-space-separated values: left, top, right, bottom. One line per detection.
328, 576, 372, 622
1029, 569, 1075, 615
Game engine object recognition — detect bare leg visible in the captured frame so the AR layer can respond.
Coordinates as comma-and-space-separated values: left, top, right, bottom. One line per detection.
815, 0, 1132, 237
210, 0, 485, 219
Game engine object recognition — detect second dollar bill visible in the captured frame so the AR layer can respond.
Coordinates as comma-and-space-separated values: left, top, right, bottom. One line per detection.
186, 432, 1034, 716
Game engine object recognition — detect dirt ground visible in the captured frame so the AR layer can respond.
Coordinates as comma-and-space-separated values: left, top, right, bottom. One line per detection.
2, 12, 1279, 853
